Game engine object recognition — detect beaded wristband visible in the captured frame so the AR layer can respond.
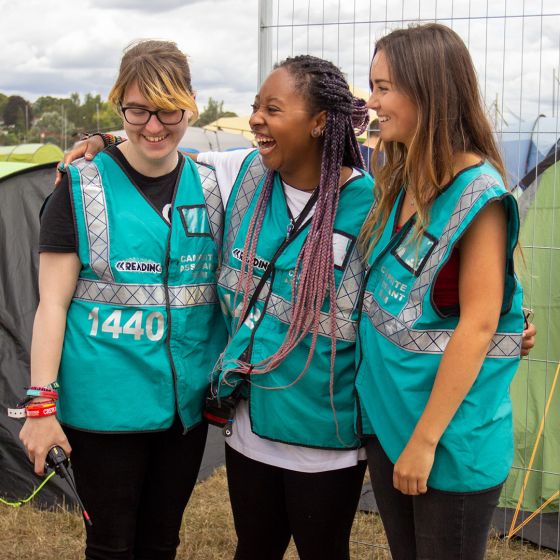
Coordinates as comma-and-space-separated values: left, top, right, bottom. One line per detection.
27, 382, 59, 391
82, 132, 124, 147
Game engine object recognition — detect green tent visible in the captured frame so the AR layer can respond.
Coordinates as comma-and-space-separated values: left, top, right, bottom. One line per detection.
507, 146, 560, 509
0, 143, 63, 164
0, 161, 36, 179
496, 135, 560, 549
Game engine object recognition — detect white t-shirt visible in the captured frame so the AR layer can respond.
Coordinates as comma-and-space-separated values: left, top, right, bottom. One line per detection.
198, 149, 365, 473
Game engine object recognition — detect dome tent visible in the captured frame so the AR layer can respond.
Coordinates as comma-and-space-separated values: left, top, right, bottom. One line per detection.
493, 118, 560, 552
0, 162, 74, 507
0, 157, 226, 511
0, 162, 36, 179
0, 143, 64, 165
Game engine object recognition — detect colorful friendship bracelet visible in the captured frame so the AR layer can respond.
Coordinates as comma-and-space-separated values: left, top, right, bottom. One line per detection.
82, 132, 125, 147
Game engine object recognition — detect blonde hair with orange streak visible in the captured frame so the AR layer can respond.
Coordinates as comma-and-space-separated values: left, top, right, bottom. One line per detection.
108, 39, 199, 123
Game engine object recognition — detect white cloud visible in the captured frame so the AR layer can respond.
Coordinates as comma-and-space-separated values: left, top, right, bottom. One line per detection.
0, 0, 258, 115
92, 0, 204, 13
0, 0, 558, 124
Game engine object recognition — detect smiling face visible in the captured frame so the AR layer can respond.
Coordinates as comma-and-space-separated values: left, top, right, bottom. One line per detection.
249, 67, 325, 187
367, 50, 419, 148
120, 80, 188, 175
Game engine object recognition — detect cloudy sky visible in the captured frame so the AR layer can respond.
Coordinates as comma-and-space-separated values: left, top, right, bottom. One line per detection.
0, 0, 259, 115
1, 0, 558, 125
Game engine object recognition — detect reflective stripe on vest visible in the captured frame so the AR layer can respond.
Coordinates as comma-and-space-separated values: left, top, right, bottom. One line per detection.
362, 173, 522, 357
222, 154, 366, 343
399, 174, 498, 327
75, 278, 218, 307
362, 291, 521, 357
198, 162, 224, 256
219, 264, 356, 341
74, 158, 114, 282
224, 154, 266, 259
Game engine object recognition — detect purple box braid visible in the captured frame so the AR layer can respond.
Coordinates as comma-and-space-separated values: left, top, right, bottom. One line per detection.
229, 56, 368, 439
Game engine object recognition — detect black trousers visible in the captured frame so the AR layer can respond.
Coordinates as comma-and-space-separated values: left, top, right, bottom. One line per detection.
65, 418, 208, 560
225, 444, 367, 560
366, 437, 502, 560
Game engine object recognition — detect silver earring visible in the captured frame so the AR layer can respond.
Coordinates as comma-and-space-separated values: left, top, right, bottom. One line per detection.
311, 128, 320, 138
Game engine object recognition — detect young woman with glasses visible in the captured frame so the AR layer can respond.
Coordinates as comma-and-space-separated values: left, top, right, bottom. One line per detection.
19, 39, 227, 559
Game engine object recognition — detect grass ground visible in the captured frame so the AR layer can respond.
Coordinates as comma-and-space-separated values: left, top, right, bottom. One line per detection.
0, 467, 557, 559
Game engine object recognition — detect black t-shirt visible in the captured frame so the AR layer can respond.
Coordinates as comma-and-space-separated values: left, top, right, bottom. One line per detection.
39, 145, 181, 253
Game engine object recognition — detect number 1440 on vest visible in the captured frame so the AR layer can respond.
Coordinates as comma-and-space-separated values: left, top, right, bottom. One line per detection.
87, 308, 165, 341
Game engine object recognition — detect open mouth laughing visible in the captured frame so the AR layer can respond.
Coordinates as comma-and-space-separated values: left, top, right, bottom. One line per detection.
254, 133, 277, 155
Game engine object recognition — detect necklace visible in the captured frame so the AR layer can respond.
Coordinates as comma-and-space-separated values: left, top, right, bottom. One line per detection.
403, 188, 415, 206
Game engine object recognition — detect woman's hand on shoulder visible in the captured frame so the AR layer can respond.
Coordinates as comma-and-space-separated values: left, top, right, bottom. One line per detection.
55, 135, 106, 187
19, 416, 71, 476
393, 435, 436, 495
521, 322, 537, 356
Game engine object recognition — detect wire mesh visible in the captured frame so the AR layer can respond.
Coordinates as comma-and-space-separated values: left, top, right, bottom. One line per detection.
259, 1, 560, 557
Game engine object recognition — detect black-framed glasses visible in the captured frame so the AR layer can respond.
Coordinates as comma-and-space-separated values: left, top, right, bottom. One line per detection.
120, 105, 186, 125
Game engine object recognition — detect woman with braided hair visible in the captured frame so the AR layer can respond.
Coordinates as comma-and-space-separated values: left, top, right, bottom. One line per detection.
197, 55, 373, 560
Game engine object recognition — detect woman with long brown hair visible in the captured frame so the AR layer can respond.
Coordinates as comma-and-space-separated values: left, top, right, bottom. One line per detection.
355, 23, 525, 559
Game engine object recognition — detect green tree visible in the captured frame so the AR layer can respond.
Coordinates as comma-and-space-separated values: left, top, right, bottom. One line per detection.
3, 95, 33, 139
0, 93, 8, 122
28, 111, 75, 146
195, 97, 237, 127
78, 93, 121, 131
33, 93, 121, 135
0, 130, 19, 146
33, 95, 64, 116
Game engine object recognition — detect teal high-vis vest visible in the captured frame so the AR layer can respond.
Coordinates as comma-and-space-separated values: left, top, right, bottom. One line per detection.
58, 152, 227, 432
355, 161, 524, 491
215, 150, 374, 449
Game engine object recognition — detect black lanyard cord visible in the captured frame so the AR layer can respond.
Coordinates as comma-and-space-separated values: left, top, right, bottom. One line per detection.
237, 187, 319, 329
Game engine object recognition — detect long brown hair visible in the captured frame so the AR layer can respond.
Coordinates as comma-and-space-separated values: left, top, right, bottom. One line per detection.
359, 23, 507, 257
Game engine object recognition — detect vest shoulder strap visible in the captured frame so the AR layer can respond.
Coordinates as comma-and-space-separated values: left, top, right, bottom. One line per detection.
224, 151, 266, 258
196, 161, 224, 256
69, 157, 114, 282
